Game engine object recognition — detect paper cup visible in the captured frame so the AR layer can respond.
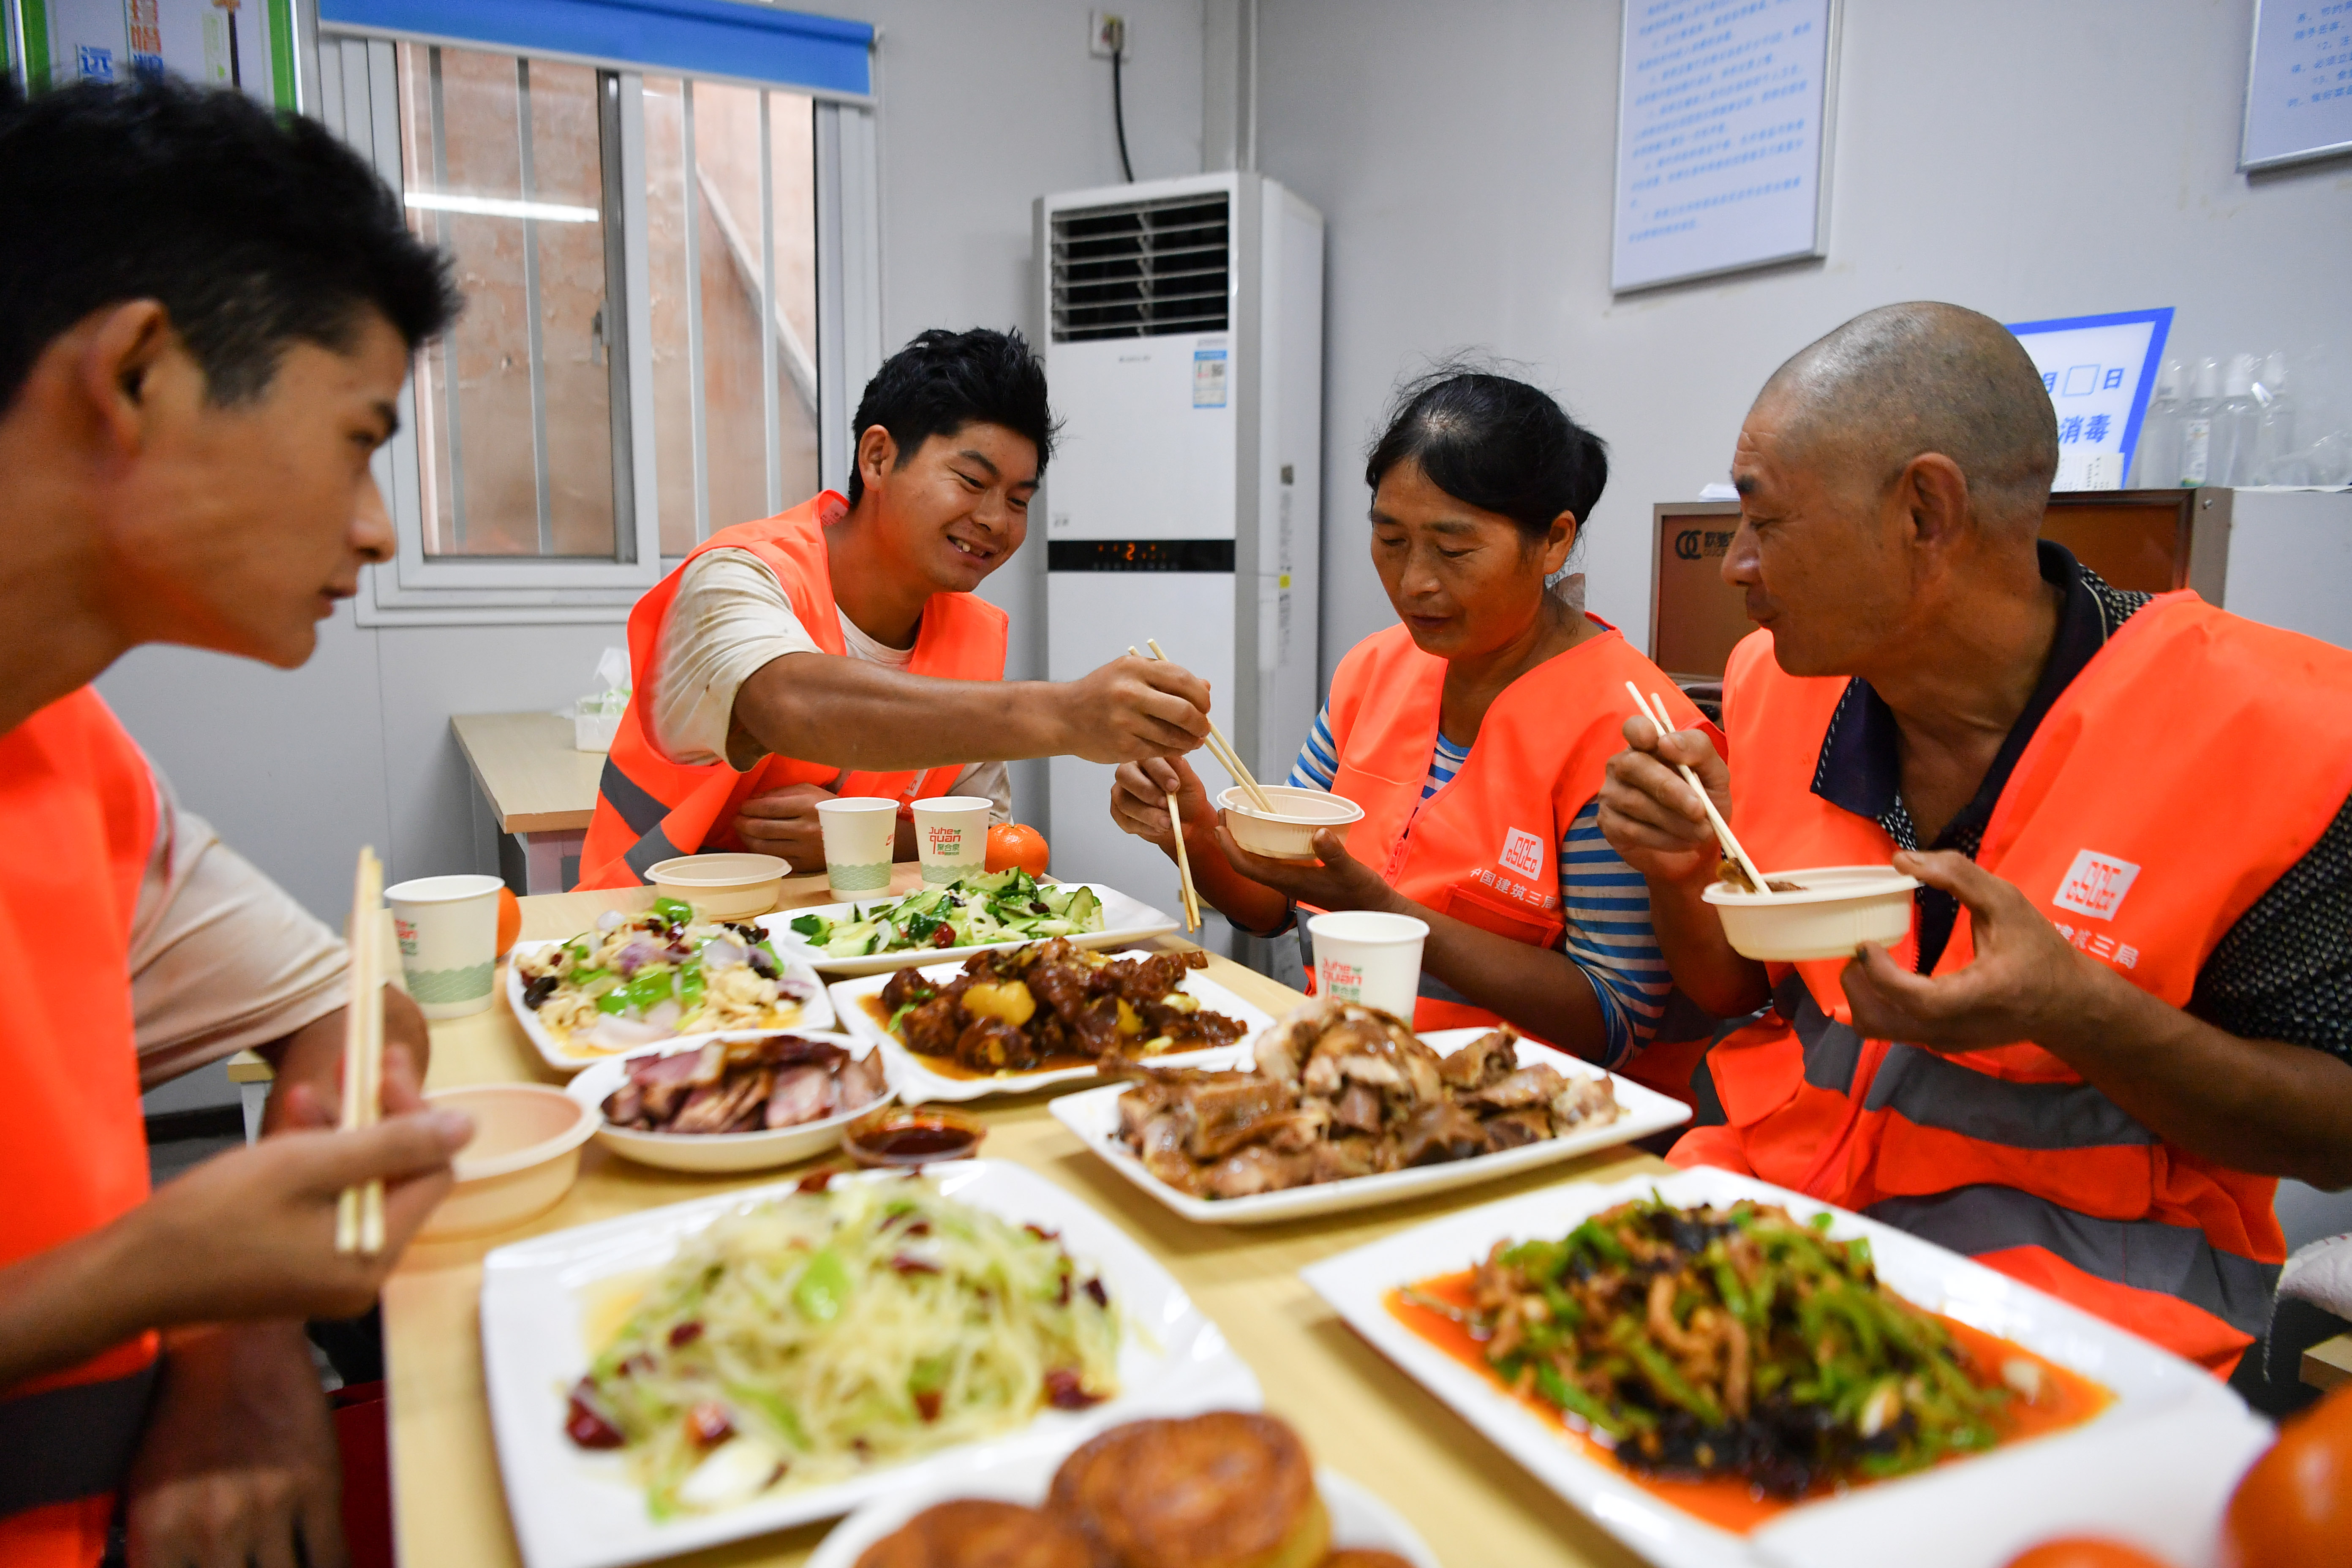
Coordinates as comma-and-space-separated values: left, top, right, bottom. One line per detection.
817, 796, 900, 899
1307, 910, 1429, 1018
385, 874, 504, 1020
911, 796, 993, 886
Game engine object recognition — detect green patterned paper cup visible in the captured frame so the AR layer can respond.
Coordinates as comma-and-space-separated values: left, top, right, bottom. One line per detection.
385, 874, 504, 1020
816, 797, 900, 901
912, 795, 993, 886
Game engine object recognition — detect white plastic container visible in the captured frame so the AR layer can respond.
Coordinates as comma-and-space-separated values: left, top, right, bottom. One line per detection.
416, 1083, 597, 1241
643, 852, 789, 920
1218, 784, 1366, 862
1703, 865, 1919, 962
572, 699, 622, 753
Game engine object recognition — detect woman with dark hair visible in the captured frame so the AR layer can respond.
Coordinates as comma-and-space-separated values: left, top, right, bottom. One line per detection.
1111, 368, 1712, 1095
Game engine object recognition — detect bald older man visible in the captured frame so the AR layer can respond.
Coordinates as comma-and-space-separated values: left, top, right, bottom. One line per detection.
1600, 302, 2352, 1374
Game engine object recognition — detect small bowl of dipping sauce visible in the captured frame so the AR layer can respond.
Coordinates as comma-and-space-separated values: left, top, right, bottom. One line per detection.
1217, 784, 1366, 862
841, 1104, 986, 1168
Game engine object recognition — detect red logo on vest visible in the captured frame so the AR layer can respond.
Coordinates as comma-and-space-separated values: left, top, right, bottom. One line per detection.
2053, 849, 2140, 921
1500, 827, 1545, 879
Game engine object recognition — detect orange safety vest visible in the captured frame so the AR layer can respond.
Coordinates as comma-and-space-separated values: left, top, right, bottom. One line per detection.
0, 690, 164, 1565
1671, 594, 2352, 1372
578, 493, 1010, 889
1318, 619, 1717, 1100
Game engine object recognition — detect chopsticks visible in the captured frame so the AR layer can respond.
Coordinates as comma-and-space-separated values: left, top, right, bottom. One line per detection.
335, 846, 387, 1255
1127, 645, 1202, 931
1139, 639, 1277, 814
1622, 682, 1776, 898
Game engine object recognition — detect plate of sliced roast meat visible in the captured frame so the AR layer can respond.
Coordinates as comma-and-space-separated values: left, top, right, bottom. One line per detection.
1048, 1002, 1691, 1223
563, 1030, 894, 1173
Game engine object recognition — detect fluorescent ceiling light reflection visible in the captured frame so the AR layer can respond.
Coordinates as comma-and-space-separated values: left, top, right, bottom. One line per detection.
404, 192, 597, 223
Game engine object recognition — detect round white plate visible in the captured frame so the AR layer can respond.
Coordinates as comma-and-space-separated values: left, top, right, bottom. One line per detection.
563, 1030, 893, 1173
804, 1455, 1438, 1568
760, 882, 1178, 977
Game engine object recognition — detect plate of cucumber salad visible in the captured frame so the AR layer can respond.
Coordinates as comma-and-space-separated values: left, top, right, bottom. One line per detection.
758, 871, 1179, 977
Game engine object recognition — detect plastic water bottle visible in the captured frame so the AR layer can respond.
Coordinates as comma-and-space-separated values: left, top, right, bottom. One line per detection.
2210, 354, 2265, 487
2178, 357, 2224, 487
2130, 359, 2186, 489
2252, 350, 2297, 485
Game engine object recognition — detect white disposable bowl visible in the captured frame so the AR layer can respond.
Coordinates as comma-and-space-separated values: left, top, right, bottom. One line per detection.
1218, 784, 1366, 861
416, 1083, 597, 1240
643, 852, 789, 920
564, 1031, 895, 1173
1703, 863, 1920, 961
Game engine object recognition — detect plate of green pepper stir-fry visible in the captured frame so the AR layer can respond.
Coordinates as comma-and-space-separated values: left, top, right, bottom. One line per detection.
1304, 1167, 2249, 1567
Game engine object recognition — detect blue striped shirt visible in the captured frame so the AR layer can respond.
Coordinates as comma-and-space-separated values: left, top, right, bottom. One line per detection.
1288, 702, 1671, 1067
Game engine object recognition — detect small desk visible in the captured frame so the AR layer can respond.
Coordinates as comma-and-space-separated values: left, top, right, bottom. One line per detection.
385, 866, 1668, 1568
2304, 1332, 2352, 1394
451, 713, 607, 894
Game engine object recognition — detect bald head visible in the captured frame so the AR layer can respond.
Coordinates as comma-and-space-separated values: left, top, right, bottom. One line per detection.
1757, 302, 2058, 533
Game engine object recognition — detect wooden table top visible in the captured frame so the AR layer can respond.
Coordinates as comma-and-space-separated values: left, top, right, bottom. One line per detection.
386, 866, 1665, 1568
451, 712, 607, 834
2306, 1332, 2352, 1393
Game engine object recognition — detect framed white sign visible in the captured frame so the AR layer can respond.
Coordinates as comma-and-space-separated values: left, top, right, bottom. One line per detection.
2006, 309, 2175, 492
1611, 0, 1839, 294
2240, 0, 2352, 172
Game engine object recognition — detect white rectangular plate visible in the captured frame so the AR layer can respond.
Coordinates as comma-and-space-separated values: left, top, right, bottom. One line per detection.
805, 1456, 1438, 1568
1300, 1166, 2266, 1568
759, 882, 1178, 977
505, 939, 835, 1076
482, 1160, 1261, 1568
829, 950, 1274, 1105
1049, 1029, 1690, 1225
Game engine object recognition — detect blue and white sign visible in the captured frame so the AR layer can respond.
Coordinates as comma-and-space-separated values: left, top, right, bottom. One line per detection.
2006, 309, 2175, 492
2240, 0, 2352, 171
1611, 0, 1838, 293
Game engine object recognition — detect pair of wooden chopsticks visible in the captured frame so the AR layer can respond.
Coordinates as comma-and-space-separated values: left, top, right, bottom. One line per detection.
335, 847, 387, 1255
1622, 682, 1776, 898
1127, 643, 1207, 931
1134, 640, 1276, 813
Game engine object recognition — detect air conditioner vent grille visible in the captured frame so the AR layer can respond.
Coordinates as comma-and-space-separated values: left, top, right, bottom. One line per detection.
1050, 192, 1230, 343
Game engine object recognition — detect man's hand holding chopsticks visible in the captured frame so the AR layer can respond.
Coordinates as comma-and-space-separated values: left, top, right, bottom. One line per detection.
1597, 712, 1734, 888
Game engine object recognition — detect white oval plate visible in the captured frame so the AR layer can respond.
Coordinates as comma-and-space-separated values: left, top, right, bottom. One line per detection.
1050, 1029, 1690, 1225
828, 950, 1274, 1104
505, 938, 835, 1076
1300, 1166, 2271, 1568
481, 1160, 1261, 1568
563, 1031, 894, 1174
759, 882, 1178, 977
804, 1455, 1437, 1568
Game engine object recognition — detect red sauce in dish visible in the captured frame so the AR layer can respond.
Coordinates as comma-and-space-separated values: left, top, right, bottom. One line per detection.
842, 1106, 985, 1168
1385, 1269, 2112, 1536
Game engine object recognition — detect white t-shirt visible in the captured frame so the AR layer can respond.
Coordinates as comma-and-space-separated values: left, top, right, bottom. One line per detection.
647, 547, 1011, 818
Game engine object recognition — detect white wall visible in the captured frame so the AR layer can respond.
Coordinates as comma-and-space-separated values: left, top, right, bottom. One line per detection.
1252, 0, 2352, 674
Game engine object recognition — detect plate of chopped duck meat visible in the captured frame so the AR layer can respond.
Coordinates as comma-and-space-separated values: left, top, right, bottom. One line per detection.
564, 1031, 894, 1173
829, 940, 1277, 1104
1046, 1000, 1690, 1223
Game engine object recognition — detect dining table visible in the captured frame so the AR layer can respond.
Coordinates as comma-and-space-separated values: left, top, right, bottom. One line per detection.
384, 865, 1672, 1568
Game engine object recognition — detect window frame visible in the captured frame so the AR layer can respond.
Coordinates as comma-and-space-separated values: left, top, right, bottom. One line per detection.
311, 24, 880, 625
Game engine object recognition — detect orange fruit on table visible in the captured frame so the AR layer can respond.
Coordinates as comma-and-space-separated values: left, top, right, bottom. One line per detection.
985, 823, 1050, 876
2003, 1539, 2174, 1568
2220, 1379, 2352, 1568
495, 885, 522, 959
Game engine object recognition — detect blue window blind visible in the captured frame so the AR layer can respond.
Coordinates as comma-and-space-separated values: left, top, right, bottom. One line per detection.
316, 0, 872, 96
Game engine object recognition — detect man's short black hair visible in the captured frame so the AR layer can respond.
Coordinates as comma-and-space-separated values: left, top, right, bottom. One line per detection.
847, 327, 1056, 504
0, 75, 458, 414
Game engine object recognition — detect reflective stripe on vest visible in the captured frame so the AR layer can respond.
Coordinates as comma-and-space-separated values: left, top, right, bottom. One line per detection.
1318, 620, 1715, 1058
577, 493, 1009, 890
1685, 595, 2352, 1364
0, 689, 163, 1549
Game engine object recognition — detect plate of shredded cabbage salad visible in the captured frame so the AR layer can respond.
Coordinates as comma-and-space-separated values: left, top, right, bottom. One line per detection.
508, 896, 832, 1071
759, 871, 1176, 977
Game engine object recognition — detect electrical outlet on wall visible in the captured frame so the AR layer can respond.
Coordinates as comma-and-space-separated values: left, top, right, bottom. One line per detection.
1089, 11, 1127, 59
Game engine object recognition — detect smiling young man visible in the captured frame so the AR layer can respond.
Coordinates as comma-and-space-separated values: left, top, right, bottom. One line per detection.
0, 78, 476, 1568
579, 327, 1214, 885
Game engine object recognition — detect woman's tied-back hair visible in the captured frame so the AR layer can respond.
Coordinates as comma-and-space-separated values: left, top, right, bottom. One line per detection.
1364, 360, 1609, 545
0, 75, 458, 414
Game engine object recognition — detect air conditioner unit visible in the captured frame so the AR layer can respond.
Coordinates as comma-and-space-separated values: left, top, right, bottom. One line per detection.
1032, 172, 1324, 947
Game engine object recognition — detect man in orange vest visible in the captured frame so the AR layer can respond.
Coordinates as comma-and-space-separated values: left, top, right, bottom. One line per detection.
0, 79, 476, 1566
577, 327, 1212, 889
1600, 302, 2352, 1375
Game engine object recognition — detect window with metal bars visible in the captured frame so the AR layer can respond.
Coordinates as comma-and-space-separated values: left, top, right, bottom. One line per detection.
1050, 193, 1230, 343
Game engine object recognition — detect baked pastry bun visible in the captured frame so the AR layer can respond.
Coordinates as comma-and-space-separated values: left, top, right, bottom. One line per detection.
854, 1499, 1100, 1568
1048, 1411, 1327, 1568
1320, 1553, 1416, 1568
